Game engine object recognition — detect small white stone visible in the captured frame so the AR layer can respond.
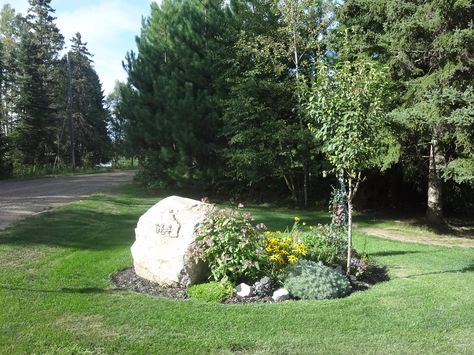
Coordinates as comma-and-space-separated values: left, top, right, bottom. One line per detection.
235, 283, 253, 297
272, 287, 290, 302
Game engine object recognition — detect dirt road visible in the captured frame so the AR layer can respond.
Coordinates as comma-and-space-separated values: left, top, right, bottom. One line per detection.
0, 171, 135, 230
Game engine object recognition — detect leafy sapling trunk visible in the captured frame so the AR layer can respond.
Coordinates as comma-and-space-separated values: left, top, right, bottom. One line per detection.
346, 176, 353, 275
345, 172, 361, 275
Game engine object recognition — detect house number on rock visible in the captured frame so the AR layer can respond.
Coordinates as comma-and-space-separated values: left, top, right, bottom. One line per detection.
156, 223, 179, 238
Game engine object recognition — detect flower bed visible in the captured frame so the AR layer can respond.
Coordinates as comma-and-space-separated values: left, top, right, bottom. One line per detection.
114, 205, 388, 303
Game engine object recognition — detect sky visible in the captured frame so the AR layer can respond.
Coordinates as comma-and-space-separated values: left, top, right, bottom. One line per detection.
4, 0, 157, 95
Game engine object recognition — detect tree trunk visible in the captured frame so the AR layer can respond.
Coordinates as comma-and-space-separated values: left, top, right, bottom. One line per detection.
283, 174, 297, 202
303, 164, 308, 208
426, 138, 443, 224
346, 176, 353, 275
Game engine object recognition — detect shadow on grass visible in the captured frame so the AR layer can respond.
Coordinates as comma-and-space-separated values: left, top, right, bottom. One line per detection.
404, 263, 474, 279
370, 250, 423, 257
0, 285, 120, 294
355, 211, 474, 239
0, 207, 139, 250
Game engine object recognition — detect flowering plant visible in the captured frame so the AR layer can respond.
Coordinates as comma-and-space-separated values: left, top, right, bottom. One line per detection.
194, 207, 266, 283
263, 217, 308, 281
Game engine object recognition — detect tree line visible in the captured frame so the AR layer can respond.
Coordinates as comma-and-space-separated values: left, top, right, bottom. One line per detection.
115, 0, 474, 221
0, 0, 110, 177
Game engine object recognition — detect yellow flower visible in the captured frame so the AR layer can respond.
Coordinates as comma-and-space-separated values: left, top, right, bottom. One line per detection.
264, 231, 272, 237
294, 243, 307, 256
269, 254, 280, 261
302, 222, 306, 226
294, 216, 300, 222
279, 268, 285, 273
288, 255, 298, 263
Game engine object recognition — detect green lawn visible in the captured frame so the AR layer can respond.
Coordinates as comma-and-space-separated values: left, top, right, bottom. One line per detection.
0, 185, 473, 354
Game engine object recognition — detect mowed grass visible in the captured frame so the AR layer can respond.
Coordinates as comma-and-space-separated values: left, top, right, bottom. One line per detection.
0, 185, 473, 354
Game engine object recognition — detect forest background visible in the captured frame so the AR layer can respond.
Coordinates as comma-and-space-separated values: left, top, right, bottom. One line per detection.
1, 0, 473, 223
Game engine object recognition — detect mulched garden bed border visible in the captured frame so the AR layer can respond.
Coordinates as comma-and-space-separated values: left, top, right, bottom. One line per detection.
112, 266, 389, 304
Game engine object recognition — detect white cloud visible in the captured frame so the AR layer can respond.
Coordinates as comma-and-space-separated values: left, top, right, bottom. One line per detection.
3, 0, 28, 14
56, 1, 152, 95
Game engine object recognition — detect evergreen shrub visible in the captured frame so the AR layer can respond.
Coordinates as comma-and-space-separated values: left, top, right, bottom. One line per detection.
284, 259, 351, 300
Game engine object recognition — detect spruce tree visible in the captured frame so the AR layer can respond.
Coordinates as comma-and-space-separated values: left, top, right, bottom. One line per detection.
65, 33, 110, 166
0, 4, 23, 138
338, 0, 474, 223
15, 0, 64, 167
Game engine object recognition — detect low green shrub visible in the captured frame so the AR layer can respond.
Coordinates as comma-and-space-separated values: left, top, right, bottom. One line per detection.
284, 259, 351, 300
187, 281, 234, 303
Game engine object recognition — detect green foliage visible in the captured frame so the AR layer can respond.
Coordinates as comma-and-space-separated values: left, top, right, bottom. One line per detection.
0, 2, 111, 174
301, 224, 347, 268
15, 0, 64, 166
338, 0, 474, 215
307, 55, 394, 273
307, 57, 394, 176
65, 33, 111, 166
194, 207, 266, 283
221, 0, 327, 202
284, 259, 351, 300
187, 281, 234, 303
122, 0, 229, 187
0, 131, 12, 178
350, 254, 380, 281
263, 224, 308, 281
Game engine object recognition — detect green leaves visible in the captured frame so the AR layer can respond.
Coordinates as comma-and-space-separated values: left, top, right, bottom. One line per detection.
194, 208, 267, 284
307, 58, 393, 174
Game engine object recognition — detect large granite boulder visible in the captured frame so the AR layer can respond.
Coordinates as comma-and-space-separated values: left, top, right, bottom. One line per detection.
131, 196, 214, 286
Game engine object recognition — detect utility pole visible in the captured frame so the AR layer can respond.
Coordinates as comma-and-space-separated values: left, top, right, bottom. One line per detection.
67, 52, 75, 171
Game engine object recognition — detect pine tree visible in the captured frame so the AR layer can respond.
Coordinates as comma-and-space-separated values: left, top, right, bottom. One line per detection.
15, 0, 64, 167
221, 0, 329, 202
123, 0, 229, 186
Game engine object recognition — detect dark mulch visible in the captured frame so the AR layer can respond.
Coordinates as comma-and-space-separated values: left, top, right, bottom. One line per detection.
112, 268, 188, 300
112, 268, 273, 304
224, 295, 274, 304
112, 266, 389, 303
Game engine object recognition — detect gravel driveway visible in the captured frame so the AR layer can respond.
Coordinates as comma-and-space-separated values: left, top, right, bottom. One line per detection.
0, 171, 135, 230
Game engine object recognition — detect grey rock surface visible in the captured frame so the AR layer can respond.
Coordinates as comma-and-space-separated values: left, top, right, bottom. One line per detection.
131, 196, 214, 286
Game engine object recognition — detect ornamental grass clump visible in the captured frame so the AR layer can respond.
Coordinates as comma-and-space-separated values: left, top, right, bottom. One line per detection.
283, 259, 351, 300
